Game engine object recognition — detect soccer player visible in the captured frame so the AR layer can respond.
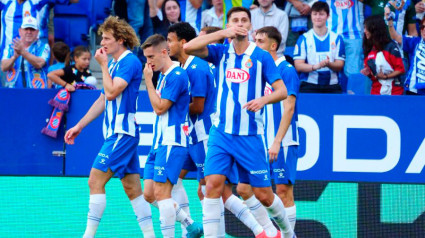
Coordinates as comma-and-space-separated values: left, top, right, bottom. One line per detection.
293, 1, 345, 93
142, 34, 203, 238
184, 6, 295, 238
64, 16, 154, 238
256, 26, 300, 229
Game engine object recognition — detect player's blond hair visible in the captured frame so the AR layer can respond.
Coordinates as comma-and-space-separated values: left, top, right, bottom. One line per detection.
98, 16, 140, 50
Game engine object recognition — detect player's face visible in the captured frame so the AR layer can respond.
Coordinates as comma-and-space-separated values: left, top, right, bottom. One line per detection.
255, 33, 273, 52
258, 0, 274, 8
19, 27, 38, 45
74, 52, 91, 70
227, 11, 251, 32
311, 10, 328, 28
165, 1, 180, 23
101, 31, 121, 55
143, 45, 166, 72
167, 32, 182, 58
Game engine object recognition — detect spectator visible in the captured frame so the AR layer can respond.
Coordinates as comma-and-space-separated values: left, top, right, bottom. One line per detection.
360, 0, 417, 36
361, 15, 405, 95
294, 1, 345, 94
201, 0, 224, 28
319, 0, 364, 89
48, 41, 70, 88
47, 46, 92, 92
388, 10, 425, 95
250, 0, 288, 56
1, 16, 50, 88
150, 0, 181, 37
285, 0, 315, 47
415, 0, 425, 21
178, 0, 203, 31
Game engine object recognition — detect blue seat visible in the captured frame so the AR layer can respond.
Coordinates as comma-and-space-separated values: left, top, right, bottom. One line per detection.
54, 16, 90, 47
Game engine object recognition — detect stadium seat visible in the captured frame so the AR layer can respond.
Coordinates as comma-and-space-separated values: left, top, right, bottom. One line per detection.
54, 16, 90, 47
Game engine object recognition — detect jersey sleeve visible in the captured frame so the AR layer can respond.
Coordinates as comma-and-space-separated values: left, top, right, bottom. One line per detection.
402, 35, 421, 55
386, 43, 405, 73
262, 52, 281, 85
161, 71, 186, 102
188, 65, 209, 98
114, 57, 136, 84
293, 35, 306, 60
205, 44, 225, 66
335, 35, 346, 60
281, 64, 299, 97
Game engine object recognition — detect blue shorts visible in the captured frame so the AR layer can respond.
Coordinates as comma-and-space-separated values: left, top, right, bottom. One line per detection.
143, 149, 156, 180
270, 146, 298, 185
205, 126, 271, 187
147, 145, 188, 185
93, 133, 140, 179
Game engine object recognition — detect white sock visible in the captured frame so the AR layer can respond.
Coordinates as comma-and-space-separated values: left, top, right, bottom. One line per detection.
131, 195, 155, 238
265, 194, 294, 238
285, 205, 296, 230
83, 194, 106, 238
174, 201, 194, 228
218, 198, 226, 238
172, 178, 190, 236
202, 198, 221, 238
245, 195, 277, 237
225, 195, 263, 236
158, 198, 176, 238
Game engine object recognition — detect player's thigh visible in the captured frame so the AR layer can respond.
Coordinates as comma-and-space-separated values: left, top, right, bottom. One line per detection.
88, 167, 114, 190
154, 179, 173, 201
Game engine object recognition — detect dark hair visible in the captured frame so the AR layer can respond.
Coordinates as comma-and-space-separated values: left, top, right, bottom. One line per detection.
168, 22, 197, 42
362, 15, 391, 56
141, 34, 167, 49
256, 26, 282, 48
52, 41, 70, 65
226, 7, 251, 22
162, 0, 181, 25
73, 45, 90, 58
311, 1, 330, 16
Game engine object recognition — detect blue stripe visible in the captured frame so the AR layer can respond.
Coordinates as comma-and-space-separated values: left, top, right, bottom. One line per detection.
237, 207, 248, 219
330, 1, 338, 34
138, 216, 152, 222
247, 57, 257, 134
219, 51, 230, 133
196, 8, 202, 31
249, 203, 262, 210
179, 0, 186, 22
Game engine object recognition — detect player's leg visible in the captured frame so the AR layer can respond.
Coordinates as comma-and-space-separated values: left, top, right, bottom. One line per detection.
122, 173, 155, 237
235, 135, 294, 238
273, 146, 299, 230
173, 158, 193, 237
84, 168, 114, 238
222, 183, 264, 237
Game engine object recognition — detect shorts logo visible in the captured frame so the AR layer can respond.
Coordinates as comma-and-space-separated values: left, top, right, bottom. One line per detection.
226, 68, 250, 83
334, 0, 353, 9
99, 159, 106, 164
98, 153, 109, 159
250, 170, 268, 175
264, 174, 268, 180
155, 166, 165, 176
278, 172, 285, 178
195, 163, 204, 173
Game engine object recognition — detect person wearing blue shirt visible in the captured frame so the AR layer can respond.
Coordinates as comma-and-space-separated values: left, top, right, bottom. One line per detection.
64, 16, 153, 238
388, 9, 425, 95
1, 16, 50, 88
294, 1, 345, 93
142, 34, 203, 238
184, 6, 295, 238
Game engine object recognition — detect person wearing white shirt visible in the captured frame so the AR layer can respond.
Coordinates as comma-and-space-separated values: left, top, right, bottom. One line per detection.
201, 0, 224, 28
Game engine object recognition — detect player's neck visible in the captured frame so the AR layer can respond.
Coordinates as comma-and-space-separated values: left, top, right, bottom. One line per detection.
313, 26, 328, 37
112, 47, 127, 61
177, 52, 189, 67
269, 51, 278, 61
161, 57, 175, 74
232, 38, 250, 55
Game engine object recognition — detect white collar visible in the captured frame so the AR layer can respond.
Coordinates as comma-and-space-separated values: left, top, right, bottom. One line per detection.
275, 56, 286, 66
162, 61, 180, 76
228, 41, 256, 56
183, 55, 195, 70
113, 50, 131, 63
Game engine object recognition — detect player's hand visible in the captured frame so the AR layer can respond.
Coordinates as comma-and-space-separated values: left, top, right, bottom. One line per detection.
143, 63, 154, 86
64, 125, 82, 145
268, 142, 280, 163
65, 83, 76, 92
360, 67, 371, 76
243, 97, 265, 112
416, 2, 425, 13
94, 47, 108, 67
223, 26, 248, 39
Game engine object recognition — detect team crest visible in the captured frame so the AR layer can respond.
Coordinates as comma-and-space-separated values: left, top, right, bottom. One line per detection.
32, 73, 46, 88
245, 59, 253, 69
331, 42, 336, 50
24, 11, 31, 17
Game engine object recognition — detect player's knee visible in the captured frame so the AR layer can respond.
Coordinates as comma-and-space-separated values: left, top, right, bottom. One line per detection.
275, 185, 290, 197
143, 191, 156, 204
88, 177, 105, 191
236, 184, 252, 200
205, 181, 222, 198
122, 183, 141, 200
255, 193, 274, 207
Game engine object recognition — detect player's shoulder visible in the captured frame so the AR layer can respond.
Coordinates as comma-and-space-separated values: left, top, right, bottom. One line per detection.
171, 66, 188, 78
120, 52, 142, 67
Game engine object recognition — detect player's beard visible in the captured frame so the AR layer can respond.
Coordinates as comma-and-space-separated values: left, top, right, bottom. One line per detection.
235, 34, 247, 41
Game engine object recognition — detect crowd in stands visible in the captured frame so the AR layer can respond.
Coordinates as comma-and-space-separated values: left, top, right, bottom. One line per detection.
1, 0, 425, 95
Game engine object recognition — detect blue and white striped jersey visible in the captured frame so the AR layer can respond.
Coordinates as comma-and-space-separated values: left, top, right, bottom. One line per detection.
103, 51, 142, 139
293, 29, 345, 85
183, 55, 215, 144
152, 63, 190, 149
0, 0, 68, 59
179, 0, 202, 31
320, 0, 363, 39
205, 42, 281, 136
264, 57, 299, 149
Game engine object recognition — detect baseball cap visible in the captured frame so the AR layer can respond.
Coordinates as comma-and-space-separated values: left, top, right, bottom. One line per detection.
21, 16, 38, 30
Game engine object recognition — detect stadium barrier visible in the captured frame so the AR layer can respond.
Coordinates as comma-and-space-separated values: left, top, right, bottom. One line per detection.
0, 88, 424, 237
